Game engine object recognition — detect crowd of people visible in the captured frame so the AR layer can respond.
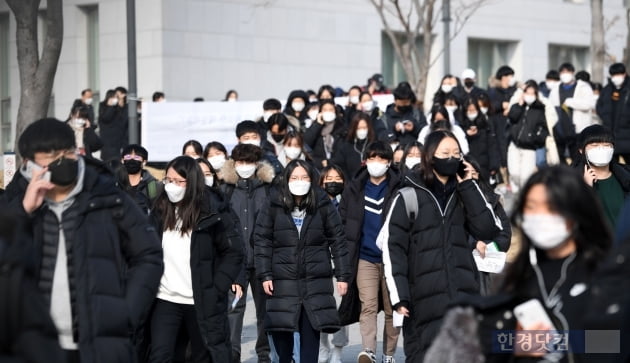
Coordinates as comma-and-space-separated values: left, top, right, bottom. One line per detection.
1, 65, 630, 363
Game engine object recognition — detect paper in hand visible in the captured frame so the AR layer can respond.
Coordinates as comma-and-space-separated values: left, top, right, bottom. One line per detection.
472, 249, 507, 274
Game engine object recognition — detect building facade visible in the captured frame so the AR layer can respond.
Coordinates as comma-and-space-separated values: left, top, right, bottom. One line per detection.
0, 0, 626, 154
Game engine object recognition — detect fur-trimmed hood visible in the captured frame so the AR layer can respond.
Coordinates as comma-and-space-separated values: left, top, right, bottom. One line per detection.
221, 158, 276, 185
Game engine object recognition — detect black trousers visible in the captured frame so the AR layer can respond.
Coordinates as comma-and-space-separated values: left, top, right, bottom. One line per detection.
149, 299, 210, 363
270, 307, 319, 363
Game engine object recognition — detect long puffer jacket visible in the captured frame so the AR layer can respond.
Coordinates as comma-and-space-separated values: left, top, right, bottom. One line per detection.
384, 172, 503, 362
2, 158, 163, 363
253, 188, 351, 333
152, 187, 244, 361
508, 101, 549, 150
597, 77, 630, 154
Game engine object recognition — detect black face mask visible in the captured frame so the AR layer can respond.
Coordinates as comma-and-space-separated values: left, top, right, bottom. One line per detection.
464, 80, 475, 89
396, 105, 413, 114
49, 157, 79, 186
324, 182, 344, 197
124, 160, 143, 175
271, 133, 285, 143
432, 156, 460, 177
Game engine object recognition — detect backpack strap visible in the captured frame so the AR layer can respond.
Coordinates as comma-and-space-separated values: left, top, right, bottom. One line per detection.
398, 187, 419, 221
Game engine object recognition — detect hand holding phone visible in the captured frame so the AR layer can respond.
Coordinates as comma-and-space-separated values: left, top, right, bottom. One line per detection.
514, 299, 555, 331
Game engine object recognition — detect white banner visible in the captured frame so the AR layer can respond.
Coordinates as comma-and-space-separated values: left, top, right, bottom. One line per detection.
141, 95, 394, 162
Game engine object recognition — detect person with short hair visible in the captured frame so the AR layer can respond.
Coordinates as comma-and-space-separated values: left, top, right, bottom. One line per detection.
70, 88, 95, 123
339, 141, 403, 363
221, 143, 276, 363
377, 82, 427, 147
152, 91, 165, 102
236, 120, 283, 175
99, 86, 130, 162
117, 144, 163, 215
1, 118, 163, 362
596, 62, 630, 163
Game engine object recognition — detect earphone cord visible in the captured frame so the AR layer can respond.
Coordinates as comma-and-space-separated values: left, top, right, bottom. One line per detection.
530, 248, 577, 363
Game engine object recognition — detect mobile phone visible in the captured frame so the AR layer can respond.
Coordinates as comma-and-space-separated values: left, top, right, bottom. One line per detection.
457, 160, 468, 178
514, 299, 555, 330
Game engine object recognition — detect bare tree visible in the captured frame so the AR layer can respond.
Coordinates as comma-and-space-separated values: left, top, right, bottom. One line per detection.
369, 0, 490, 101
6, 0, 63, 153
591, 0, 605, 83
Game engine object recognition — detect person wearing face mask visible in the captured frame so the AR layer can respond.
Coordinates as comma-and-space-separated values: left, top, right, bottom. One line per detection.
377, 82, 427, 147
204, 141, 229, 185
182, 139, 203, 159
99, 86, 130, 163
596, 63, 630, 163
304, 100, 348, 170
224, 89, 238, 102
284, 90, 310, 130
432, 74, 464, 107
476, 166, 611, 362
149, 156, 243, 363
357, 91, 384, 129
399, 141, 423, 176
278, 131, 312, 168
2, 118, 163, 362
538, 70, 560, 98
337, 141, 402, 363
331, 112, 376, 179
256, 98, 282, 133
265, 113, 291, 159
417, 105, 470, 155
196, 158, 218, 189
116, 144, 163, 216
65, 104, 102, 158
507, 80, 549, 192
69, 88, 95, 123
317, 165, 349, 363
254, 160, 350, 363
343, 85, 363, 126
549, 63, 595, 163
219, 144, 275, 363
572, 125, 630, 229
488, 65, 517, 118
460, 68, 488, 105
460, 99, 500, 181
382, 130, 503, 362
236, 120, 283, 176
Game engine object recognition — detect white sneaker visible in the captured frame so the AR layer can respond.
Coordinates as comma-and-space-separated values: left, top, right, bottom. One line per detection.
319, 345, 331, 363
330, 346, 343, 363
357, 350, 376, 363
382, 355, 395, 363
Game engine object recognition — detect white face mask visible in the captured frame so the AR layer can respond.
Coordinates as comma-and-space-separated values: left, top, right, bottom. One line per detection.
164, 182, 186, 203
108, 98, 118, 106
322, 111, 336, 123
467, 112, 478, 121
390, 143, 399, 152
235, 163, 257, 179
84, 97, 93, 105
366, 161, 389, 178
612, 75, 625, 88
441, 84, 454, 93
288, 180, 311, 196
405, 157, 421, 170
74, 118, 86, 127
560, 72, 574, 84
263, 111, 274, 122
241, 139, 261, 147
204, 176, 214, 187
307, 110, 318, 120
356, 129, 368, 140
545, 81, 558, 90
227, 98, 237, 102
521, 214, 570, 250
208, 155, 226, 170
304, 118, 313, 129
586, 146, 614, 167
292, 102, 305, 112
480, 107, 489, 115
445, 105, 457, 113
362, 100, 374, 112
524, 94, 537, 105
349, 95, 360, 105
284, 146, 302, 160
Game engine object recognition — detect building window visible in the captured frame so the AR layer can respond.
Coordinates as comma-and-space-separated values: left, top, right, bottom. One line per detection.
548, 44, 590, 72
468, 38, 518, 88
82, 5, 100, 110
381, 31, 427, 89
0, 12, 10, 152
